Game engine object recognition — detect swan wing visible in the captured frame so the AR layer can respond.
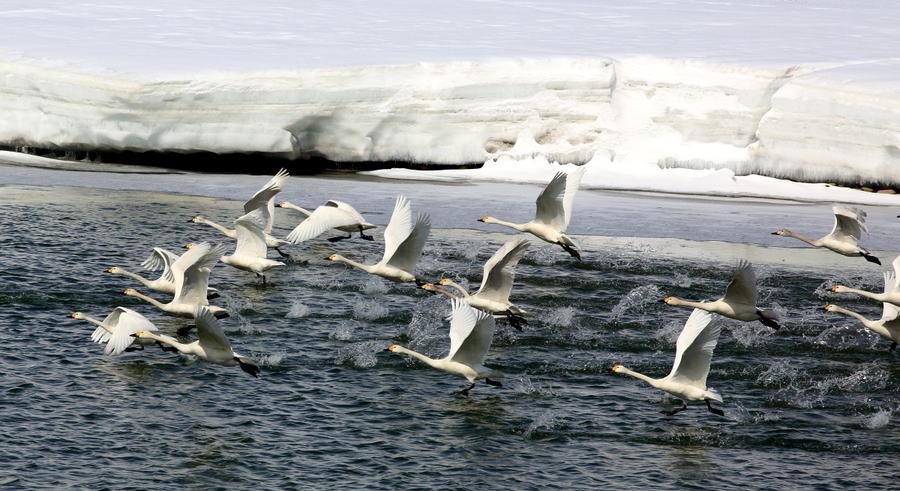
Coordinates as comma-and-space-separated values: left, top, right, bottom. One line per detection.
286, 205, 359, 243
722, 259, 758, 306
243, 168, 289, 233
106, 307, 158, 356
881, 271, 900, 322
828, 206, 866, 244
194, 305, 232, 353
91, 311, 120, 343
476, 237, 530, 303
175, 242, 227, 305
560, 166, 586, 230
380, 196, 414, 265
666, 309, 719, 387
234, 209, 268, 258
328, 200, 368, 224
141, 247, 179, 283
385, 213, 431, 273
534, 172, 567, 229
447, 299, 496, 367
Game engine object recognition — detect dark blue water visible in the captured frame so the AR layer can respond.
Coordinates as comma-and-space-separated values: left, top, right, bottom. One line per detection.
1, 166, 899, 489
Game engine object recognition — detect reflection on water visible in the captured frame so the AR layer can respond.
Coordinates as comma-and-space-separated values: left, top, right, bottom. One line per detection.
1, 183, 899, 488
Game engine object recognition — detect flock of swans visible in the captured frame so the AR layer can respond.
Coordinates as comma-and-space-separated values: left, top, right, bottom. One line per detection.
69, 167, 896, 417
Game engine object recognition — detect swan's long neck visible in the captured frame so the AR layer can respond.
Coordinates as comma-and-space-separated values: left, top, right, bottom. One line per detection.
428, 287, 460, 300
837, 287, 885, 302
333, 255, 375, 274
392, 346, 442, 369
114, 269, 154, 288
667, 297, 712, 311
138, 332, 195, 355
483, 217, 528, 233
442, 280, 470, 298
281, 202, 312, 216
130, 291, 168, 310
616, 366, 663, 389
198, 218, 236, 237
828, 305, 876, 328
78, 315, 112, 333
784, 230, 821, 247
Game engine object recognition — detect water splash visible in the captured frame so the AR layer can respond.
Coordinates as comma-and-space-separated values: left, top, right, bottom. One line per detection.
285, 301, 309, 319
360, 277, 389, 295
863, 409, 892, 429
523, 410, 565, 440
512, 375, 557, 397
334, 340, 384, 368
610, 284, 661, 323
654, 318, 684, 345
727, 320, 773, 348
673, 272, 693, 288
352, 298, 389, 320
329, 324, 354, 341
539, 306, 577, 328
255, 352, 285, 367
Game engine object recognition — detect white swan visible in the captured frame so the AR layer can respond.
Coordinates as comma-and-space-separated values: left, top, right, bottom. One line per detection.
478, 166, 586, 260
134, 305, 260, 377
190, 169, 291, 255
662, 260, 780, 329
832, 255, 900, 307
69, 308, 159, 355
823, 272, 900, 351
421, 237, 530, 330
124, 242, 229, 319
611, 309, 725, 417
283, 200, 376, 243
387, 298, 501, 396
220, 209, 286, 282
327, 195, 430, 284
773, 206, 880, 265
105, 247, 218, 298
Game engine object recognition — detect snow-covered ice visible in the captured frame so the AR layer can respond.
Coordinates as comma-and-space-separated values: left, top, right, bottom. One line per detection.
1, 0, 899, 196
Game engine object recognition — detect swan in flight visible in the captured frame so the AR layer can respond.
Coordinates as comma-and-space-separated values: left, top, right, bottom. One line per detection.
327, 195, 430, 284
124, 242, 229, 319
611, 309, 725, 417
219, 209, 286, 283
387, 298, 501, 396
662, 260, 780, 329
773, 206, 880, 265
823, 272, 900, 351
190, 169, 292, 256
280, 200, 376, 243
69, 308, 160, 355
420, 237, 530, 330
478, 166, 586, 261
831, 255, 900, 308
134, 305, 260, 377
105, 248, 218, 299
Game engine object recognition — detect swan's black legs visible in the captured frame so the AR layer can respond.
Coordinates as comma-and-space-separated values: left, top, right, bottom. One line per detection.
156, 341, 178, 353
124, 344, 145, 352
863, 253, 882, 265
236, 358, 260, 378
560, 243, 581, 261
506, 312, 527, 332
757, 313, 780, 330
454, 383, 476, 397
327, 233, 353, 243
207, 291, 221, 300
213, 311, 230, 320
706, 400, 725, 416
359, 226, 374, 241
485, 378, 502, 387
275, 247, 290, 258
176, 325, 196, 336
890, 342, 897, 351
256, 273, 267, 284
661, 402, 688, 416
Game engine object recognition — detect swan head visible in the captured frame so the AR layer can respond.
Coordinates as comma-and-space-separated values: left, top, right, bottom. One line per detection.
105, 267, 120, 274
326, 254, 341, 262
610, 364, 624, 374
183, 242, 195, 250
477, 215, 493, 223
122, 288, 138, 296
831, 285, 848, 293
275, 201, 287, 208
189, 216, 204, 224
437, 278, 452, 286
662, 296, 676, 305
133, 330, 145, 338
386, 344, 399, 352
821, 304, 836, 312
420, 283, 439, 292
771, 228, 790, 236
69, 311, 83, 319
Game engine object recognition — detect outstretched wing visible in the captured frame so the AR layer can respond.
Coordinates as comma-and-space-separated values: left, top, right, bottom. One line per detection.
141, 247, 179, 283
881, 270, 900, 322
105, 307, 158, 356
722, 259, 758, 306
446, 299, 496, 367
476, 237, 530, 303
385, 214, 431, 273
328, 200, 368, 224
380, 196, 414, 265
234, 209, 268, 258
243, 168, 289, 234
174, 242, 227, 304
194, 305, 233, 353
828, 206, 867, 245
666, 309, 719, 387
286, 205, 360, 243
534, 167, 585, 232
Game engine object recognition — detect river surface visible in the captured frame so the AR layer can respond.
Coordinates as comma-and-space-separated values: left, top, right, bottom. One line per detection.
1, 164, 898, 489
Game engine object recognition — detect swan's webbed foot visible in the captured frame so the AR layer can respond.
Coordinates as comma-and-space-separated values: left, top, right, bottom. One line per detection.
207, 291, 221, 300
256, 273, 267, 284
453, 382, 476, 397
863, 253, 882, 265
560, 243, 581, 261
327, 234, 352, 243
124, 344, 145, 352
235, 358, 260, 378
506, 312, 527, 332
757, 314, 780, 330
359, 227, 374, 241
176, 325, 196, 336
661, 403, 688, 417
213, 311, 230, 320
275, 247, 290, 258
706, 400, 724, 417
156, 341, 178, 353
485, 378, 502, 387
890, 342, 897, 351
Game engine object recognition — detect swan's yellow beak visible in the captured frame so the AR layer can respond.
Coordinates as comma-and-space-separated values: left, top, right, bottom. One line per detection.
326, 255, 336, 261
662, 297, 674, 304
611, 364, 622, 373
69, 311, 79, 318
276, 202, 285, 208
830, 286, 839, 292
105, 267, 114, 273
386, 345, 398, 352
477, 216, 488, 223
134, 330, 144, 337
437, 278, 450, 286
821, 305, 834, 311
122, 289, 136, 296
183, 243, 194, 250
